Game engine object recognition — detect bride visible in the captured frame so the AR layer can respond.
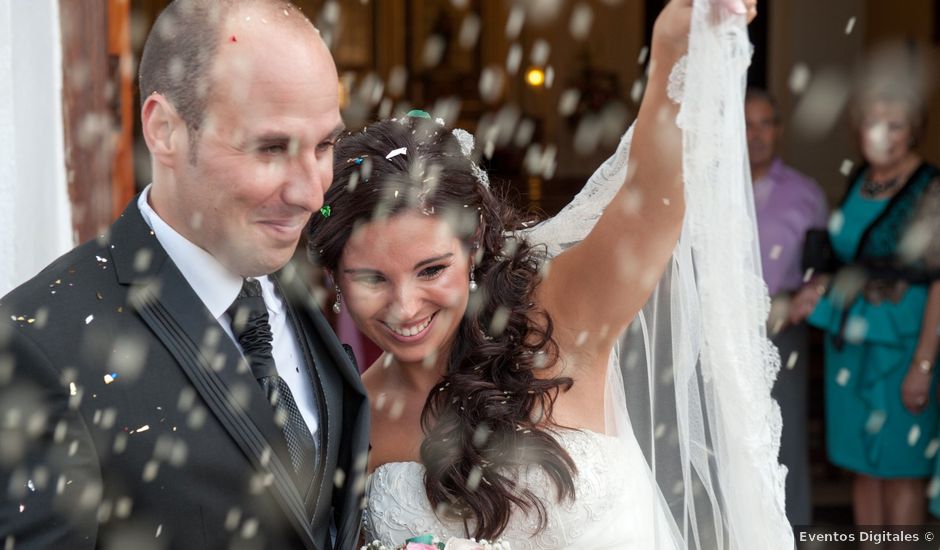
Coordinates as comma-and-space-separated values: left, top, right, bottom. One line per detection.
309, 0, 789, 548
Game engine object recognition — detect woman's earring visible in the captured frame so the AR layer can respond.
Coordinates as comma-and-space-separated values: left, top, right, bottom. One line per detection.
333, 286, 343, 314
469, 265, 478, 292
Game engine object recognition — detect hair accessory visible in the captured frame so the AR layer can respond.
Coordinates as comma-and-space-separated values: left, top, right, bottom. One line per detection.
320, 205, 332, 218
406, 109, 431, 119
451, 128, 490, 189
332, 286, 342, 314
385, 147, 407, 160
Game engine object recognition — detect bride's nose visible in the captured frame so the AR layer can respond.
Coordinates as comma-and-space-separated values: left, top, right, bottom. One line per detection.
387, 283, 422, 323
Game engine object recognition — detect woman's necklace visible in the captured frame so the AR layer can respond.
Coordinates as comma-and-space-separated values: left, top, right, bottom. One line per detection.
860, 176, 901, 198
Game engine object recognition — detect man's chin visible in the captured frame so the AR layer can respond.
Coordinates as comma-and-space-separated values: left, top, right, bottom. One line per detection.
226, 247, 296, 278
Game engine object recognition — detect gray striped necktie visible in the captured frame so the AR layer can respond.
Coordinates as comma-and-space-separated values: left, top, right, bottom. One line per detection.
227, 278, 317, 480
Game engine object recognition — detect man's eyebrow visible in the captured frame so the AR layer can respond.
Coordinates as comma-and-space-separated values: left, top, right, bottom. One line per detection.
254, 132, 291, 143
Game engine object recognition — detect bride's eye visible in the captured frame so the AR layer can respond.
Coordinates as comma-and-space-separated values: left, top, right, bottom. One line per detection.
355, 274, 385, 286
418, 265, 447, 280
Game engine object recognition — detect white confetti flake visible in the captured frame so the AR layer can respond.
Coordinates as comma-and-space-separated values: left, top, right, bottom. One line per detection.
155, 524, 163, 538
864, 410, 886, 434
69, 382, 78, 396
134, 424, 150, 434
142, 460, 159, 482
530, 39, 550, 67
85, 315, 94, 325
558, 89, 580, 116
835, 368, 850, 386
928, 477, 940, 498
630, 79, 645, 103
18, 504, 24, 513
926, 439, 940, 459
788, 63, 811, 95
241, 518, 259, 539
569, 3, 593, 40
908, 425, 922, 447
839, 159, 854, 176
506, 43, 522, 75
26, 480, 35, 492
466, 466, 483, 491
845, 316, 868, 344
786, 352, 799, 370
505, 6, 524, 39
828, 210, 845, 235
845, 16, 856, 35
574, 331, 588, 347
654, 423, 667, 439
103, 373, 117, 384
769, 244, 783, 260
385, 147, 407, 160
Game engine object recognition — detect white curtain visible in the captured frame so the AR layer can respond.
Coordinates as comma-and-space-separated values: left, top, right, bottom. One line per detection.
0, 0, 73, 296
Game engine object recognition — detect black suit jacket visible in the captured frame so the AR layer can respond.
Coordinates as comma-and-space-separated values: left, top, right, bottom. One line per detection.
0, 199, 369, 549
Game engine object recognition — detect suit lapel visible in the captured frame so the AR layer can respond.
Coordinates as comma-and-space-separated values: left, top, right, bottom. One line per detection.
109, 199, 319, 550
274, 262, 369, 548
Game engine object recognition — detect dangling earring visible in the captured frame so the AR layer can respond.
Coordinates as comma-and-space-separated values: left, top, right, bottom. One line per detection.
469, 263, 478, 292
333, 286, 343, 314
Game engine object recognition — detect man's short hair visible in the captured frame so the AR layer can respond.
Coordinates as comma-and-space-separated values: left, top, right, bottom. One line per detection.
138, 0, 310, 153
745, 87, 781, 124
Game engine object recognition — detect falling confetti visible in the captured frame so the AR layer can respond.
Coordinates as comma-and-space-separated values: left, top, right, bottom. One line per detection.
85, 315, 94, 325
788, 63, 811, 94
844, 16, 856, 35
844, 316, 868, 344
835, 368, 850, 386
864, 410, 886, 434
909, 425, 922, 447
569, 3, 593, 40
928, 477, 940, 498
839, 159, 854, 176
926, 439, 940, 459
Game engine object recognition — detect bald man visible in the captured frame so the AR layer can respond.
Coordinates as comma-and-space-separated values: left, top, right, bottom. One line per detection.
0, 1, 368, 548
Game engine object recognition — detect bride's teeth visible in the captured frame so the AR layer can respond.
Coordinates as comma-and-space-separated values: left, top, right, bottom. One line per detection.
389, 317, 431, 337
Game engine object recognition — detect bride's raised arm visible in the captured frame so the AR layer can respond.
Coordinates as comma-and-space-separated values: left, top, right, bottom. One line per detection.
538, 0, 753, 356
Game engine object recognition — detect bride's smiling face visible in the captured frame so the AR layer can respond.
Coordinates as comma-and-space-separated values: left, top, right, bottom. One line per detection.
337, 211, 471, 366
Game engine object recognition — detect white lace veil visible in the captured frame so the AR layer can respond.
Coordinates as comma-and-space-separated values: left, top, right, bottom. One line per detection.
521, 1, 793, 548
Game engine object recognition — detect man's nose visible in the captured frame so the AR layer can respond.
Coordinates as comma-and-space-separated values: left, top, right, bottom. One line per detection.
284, 148, 327, 211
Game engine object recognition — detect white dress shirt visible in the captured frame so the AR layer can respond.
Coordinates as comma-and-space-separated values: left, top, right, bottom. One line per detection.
138, 186, 319, 440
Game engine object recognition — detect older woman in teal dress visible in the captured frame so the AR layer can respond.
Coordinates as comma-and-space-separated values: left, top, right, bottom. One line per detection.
795, 89, 940, 525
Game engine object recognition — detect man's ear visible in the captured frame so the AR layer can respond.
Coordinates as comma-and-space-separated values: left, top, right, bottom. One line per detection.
141, 93, 186, 168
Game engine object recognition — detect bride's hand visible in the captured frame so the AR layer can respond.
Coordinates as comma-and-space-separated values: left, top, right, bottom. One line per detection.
652, 0, 758, 58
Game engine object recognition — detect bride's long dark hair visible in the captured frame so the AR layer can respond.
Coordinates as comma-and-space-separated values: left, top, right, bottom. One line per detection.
308, 118, 576, 539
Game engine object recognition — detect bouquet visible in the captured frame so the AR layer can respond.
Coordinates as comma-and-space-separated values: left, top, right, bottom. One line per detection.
361, 534, 511, 550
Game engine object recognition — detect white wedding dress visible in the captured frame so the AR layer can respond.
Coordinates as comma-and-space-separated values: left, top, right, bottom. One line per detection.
363, 429, 679, 550
361, 1, 794, 548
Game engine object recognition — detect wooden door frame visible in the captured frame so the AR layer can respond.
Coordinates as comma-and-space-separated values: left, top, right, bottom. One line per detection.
59, 0, 134, 243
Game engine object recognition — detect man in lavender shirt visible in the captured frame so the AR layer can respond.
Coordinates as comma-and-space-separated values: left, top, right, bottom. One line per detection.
747, 88, 828, 526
